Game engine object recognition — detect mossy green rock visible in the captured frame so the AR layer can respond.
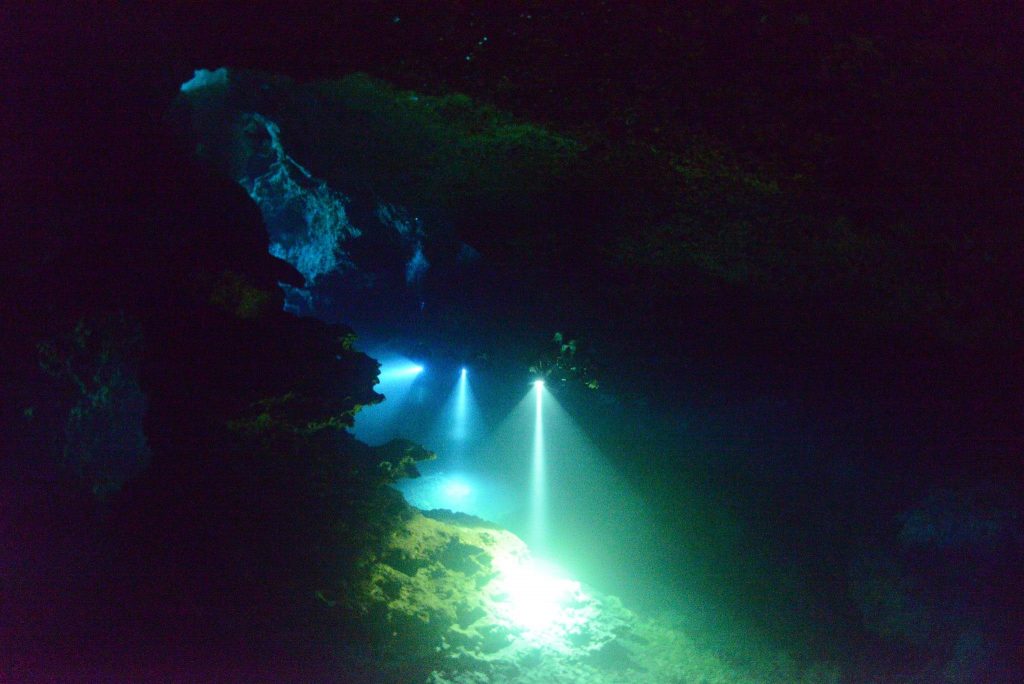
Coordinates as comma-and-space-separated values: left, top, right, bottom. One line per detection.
347, 511, 840, 683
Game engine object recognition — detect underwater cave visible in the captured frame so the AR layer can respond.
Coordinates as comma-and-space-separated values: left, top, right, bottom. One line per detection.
3, 4, 1024, 683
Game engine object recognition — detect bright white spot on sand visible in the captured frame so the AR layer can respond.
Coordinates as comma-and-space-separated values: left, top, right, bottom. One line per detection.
489, 550, 591, 649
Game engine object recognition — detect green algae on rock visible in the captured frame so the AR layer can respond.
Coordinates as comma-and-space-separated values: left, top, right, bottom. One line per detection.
346, 510, 841, 684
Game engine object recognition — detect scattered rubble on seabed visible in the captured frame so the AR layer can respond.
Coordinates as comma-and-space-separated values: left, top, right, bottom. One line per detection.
355, 510, 839, 684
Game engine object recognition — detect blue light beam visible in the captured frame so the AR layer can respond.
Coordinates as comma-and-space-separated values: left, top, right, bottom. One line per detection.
452, 367, 471, 442
351, 355, 425, 445
429, 365, 481, 468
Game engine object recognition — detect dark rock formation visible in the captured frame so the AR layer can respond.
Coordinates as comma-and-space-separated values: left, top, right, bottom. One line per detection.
849, 486, 1024, 682
0, 25, 430, 679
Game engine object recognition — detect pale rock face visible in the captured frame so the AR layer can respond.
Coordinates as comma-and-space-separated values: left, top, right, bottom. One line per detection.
238, 113, 359, 286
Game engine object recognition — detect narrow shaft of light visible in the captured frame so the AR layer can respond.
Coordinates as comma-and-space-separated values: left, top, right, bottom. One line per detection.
531, 382, 546, 550
379, 362, 425, 380
453, 368, 469, 441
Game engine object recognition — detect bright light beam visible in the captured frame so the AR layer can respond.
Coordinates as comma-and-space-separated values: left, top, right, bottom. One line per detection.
453, 367, 470, 442
531, 379, 546, 551
379, 363, 424, 379
429, 365, 480, 469
351, 355, 425, 444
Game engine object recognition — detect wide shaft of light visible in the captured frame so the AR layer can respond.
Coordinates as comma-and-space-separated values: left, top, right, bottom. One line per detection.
531, 380, 546, 550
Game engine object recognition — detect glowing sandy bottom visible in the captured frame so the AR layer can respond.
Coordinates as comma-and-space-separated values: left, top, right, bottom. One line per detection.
487, 547, 592, 651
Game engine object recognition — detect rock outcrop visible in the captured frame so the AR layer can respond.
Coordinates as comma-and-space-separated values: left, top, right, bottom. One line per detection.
347, 510, 840, 684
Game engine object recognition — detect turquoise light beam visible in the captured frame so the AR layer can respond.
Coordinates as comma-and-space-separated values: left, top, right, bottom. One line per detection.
453, 367, 469, 442
531, 380, 546, 551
